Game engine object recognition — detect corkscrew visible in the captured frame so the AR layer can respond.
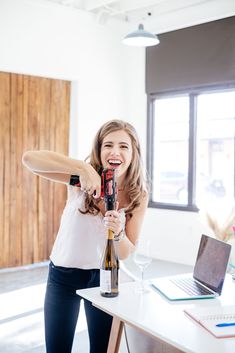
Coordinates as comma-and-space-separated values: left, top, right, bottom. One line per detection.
69, 168, 117, 204
102, 168, 117, 211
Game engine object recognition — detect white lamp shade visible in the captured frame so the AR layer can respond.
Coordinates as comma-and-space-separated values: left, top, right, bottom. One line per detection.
123, 24, 160, 47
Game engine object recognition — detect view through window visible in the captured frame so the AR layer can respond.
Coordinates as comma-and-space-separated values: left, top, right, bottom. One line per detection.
149, 89, 235, 210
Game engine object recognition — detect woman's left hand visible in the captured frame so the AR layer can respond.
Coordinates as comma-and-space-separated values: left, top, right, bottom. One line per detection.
104, 210, 122, 236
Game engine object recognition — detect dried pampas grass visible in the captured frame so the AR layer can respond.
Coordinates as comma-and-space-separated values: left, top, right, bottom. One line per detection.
205, 204, 235, 242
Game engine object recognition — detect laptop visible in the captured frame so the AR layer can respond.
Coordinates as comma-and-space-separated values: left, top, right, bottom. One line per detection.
151, 234, 231, 301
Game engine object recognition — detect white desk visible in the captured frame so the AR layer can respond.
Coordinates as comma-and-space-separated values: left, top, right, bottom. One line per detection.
77, 275, 235, 353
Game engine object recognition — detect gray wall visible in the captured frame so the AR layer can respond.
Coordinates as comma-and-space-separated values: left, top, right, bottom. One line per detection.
146, 16, 235, 93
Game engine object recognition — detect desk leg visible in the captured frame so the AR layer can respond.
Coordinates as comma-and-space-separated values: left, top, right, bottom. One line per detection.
107, 317, 124, 353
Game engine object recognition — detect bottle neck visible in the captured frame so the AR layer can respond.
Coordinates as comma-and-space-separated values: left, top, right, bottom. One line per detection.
107, 229, 114, 240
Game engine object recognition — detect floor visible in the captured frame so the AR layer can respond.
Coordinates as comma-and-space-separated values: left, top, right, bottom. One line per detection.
0, 262, 89, 353
0, 258, 192, 353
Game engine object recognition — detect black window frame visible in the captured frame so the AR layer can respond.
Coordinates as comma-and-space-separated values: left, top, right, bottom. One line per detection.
147, 84, 235, 212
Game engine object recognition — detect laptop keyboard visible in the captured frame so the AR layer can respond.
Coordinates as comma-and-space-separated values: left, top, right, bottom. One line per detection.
170, 277, 213, 296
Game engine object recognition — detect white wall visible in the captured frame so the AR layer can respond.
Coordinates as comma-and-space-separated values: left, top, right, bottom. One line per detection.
0, 0, 222, 266
0, 0, 146, 159
143, 208, 215, 265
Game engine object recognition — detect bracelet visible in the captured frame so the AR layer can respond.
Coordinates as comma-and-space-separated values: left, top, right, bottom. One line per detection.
69, 175, 80, 187
114, 230, 126, 242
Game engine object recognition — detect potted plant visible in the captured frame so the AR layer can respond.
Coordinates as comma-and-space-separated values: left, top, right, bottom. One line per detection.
205, 204, 235, 272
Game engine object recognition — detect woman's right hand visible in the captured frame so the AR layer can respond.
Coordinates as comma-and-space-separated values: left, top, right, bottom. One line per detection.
78, 163, 101, 198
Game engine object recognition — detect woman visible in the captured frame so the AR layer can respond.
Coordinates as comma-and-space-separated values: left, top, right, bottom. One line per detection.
22, 119, 148, 353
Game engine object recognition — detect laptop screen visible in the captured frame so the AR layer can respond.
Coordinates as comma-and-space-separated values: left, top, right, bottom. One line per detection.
193, 234, 231, 294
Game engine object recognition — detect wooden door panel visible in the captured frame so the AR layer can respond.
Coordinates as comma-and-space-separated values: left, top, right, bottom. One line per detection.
0, 72, 70, 268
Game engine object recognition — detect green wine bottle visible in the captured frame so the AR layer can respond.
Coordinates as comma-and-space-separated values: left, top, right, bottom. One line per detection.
100, 168, 119, 297
100, 229, 119, 297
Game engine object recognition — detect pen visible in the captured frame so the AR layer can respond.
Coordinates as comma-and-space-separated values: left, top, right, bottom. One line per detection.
216, 322, 235, 327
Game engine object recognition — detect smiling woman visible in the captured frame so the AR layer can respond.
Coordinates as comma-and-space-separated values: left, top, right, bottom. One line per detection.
101, 129, 133, 181
22, 119, 148, 353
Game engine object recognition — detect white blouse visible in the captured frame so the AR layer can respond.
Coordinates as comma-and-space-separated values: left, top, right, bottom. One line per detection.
50, 186, 126, 269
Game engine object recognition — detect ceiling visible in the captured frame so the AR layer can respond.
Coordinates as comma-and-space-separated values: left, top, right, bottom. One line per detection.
45, 0, 235, 32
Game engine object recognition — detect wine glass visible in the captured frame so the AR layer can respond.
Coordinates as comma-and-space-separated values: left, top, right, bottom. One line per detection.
133, 239, 152, 293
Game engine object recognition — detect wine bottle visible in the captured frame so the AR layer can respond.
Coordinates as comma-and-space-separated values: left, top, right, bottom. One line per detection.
100, 169, 119, 297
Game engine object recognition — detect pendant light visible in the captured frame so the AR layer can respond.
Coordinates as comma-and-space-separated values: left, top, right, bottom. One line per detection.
123, 23, 160, 47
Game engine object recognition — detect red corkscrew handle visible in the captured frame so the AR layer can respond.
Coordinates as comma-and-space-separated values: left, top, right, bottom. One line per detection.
103, 168, 117, 210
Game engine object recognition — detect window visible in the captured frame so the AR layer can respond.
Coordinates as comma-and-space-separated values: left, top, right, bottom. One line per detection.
147, 87, 235, 211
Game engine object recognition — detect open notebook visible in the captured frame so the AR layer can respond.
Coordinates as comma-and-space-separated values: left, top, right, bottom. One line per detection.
151, 234, 231, 301
184, 305, 235, 338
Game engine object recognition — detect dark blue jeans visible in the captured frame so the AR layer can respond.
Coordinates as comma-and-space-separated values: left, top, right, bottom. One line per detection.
44, 262, 113, 353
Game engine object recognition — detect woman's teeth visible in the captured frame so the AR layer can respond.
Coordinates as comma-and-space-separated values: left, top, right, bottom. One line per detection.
108, 159, 121, 166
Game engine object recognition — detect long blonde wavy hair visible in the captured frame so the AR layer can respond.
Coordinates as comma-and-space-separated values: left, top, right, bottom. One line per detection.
81, 119, 147, 218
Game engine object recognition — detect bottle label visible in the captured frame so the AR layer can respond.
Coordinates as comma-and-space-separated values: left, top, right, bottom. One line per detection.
100, 269, 111, 293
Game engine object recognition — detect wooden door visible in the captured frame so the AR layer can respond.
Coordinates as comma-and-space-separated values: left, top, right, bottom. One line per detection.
0, 72, 70, 268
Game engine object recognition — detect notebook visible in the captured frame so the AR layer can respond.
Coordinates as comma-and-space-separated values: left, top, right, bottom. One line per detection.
184, 305, 235, 338
151, 234, 231, 301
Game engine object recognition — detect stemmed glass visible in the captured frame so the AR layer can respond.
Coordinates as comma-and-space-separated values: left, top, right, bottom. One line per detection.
133, 239, 152, 293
